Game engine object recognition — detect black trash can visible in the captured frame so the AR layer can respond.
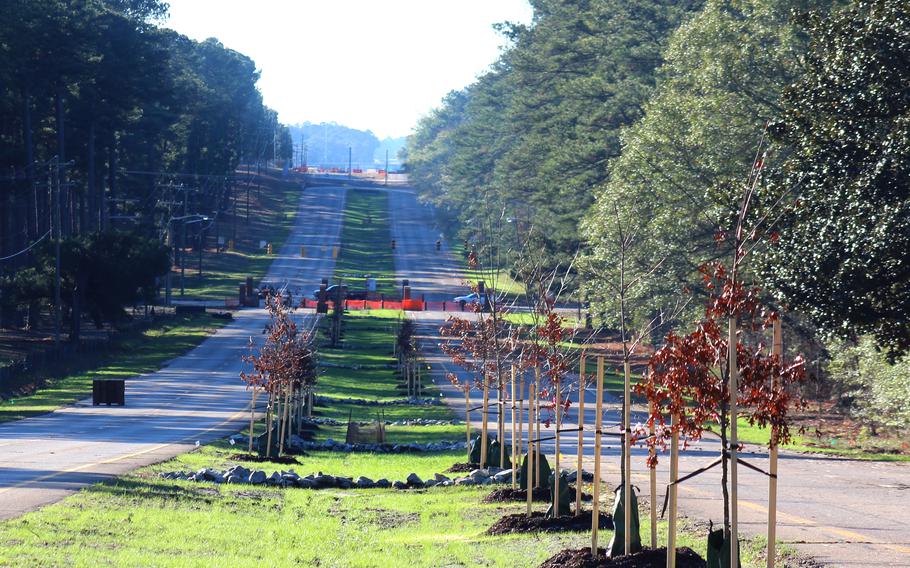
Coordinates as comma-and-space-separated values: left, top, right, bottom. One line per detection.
92, 379, 125, 406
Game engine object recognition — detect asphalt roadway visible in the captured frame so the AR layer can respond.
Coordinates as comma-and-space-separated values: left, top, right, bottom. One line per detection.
386, 185, 910, 567
0, 181, 346, 520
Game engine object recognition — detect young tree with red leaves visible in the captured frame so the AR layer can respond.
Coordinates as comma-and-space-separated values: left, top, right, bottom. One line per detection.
636, 146, 806, 564
241, 293, 319, 457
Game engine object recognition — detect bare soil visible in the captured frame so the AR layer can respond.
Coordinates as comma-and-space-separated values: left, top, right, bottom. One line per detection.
487, 511, 612, 536
226, 453, 305, 464
445, 462, 480, 473
539, 546, 706, 568
483, 486, 591, 503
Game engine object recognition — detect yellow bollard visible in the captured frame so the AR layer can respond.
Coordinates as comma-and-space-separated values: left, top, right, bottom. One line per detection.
332, 246, 339, 259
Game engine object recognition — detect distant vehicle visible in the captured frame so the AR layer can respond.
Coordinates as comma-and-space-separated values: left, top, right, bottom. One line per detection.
312, 285, 368, 301
453, 292, 488, 309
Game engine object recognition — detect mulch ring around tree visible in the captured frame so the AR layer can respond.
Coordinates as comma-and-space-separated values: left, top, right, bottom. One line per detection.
483, 486, 592, 503
225, 453, 306, 464
539, 546, 706, 568
445, 462, 481, 473
487, 511, 612, 535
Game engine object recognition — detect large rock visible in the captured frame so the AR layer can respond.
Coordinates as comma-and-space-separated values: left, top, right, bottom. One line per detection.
454, 477, 476, 486
355, 476, 375, 488
313, 474, 336, 489
248, 470, 267, 485
392, 480, 407, 490
469, 469, 491, 482
492, 469, 514, 484
519, 452, 552, 491
297, 478, 315, 489
336, 477, 353, 489
405, 473, 424, 487
375, 479, 391, 489
228, 466, 251, 480
434, 473, 451, 483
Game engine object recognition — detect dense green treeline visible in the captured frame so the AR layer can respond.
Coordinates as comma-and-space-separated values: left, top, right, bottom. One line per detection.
408, 0, 703, 263
408, 0, 910, 425
0, 0, 293, 333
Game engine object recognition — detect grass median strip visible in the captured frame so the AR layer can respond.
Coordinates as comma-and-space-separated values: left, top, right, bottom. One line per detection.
334, 188, 397, 295
315, 310, 458, 444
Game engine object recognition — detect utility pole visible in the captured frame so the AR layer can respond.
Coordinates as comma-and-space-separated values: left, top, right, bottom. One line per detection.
385, 149, 389, 186
51, 157, 61, 347
180, 185, 187, 296
348, 146, 352, 178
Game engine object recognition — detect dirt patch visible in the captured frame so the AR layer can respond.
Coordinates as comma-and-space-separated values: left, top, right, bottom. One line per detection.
363, 507, 420, 529
487, 511, 612, 536
226, 453, 305, 464
445, 462, 480, 473
482, 486, 591, 503
539, 547, 706, 568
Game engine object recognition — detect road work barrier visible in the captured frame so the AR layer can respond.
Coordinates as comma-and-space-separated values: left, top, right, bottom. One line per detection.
298, 297, 471, 312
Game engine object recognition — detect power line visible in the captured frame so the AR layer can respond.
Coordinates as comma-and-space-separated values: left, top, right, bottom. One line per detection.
0, 230, 51, 262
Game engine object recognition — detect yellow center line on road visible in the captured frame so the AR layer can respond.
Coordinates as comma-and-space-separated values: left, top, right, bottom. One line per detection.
663, 479, 910, 556
0, 403, 253, 497
610, 465, 910, 555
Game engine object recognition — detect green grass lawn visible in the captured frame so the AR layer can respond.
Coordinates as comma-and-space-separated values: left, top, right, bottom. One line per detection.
334, 189, 397, 295
313, 310, 459, 444
715, 418, 910, 462
0, 313, 227, 423
0, 443, 786, 567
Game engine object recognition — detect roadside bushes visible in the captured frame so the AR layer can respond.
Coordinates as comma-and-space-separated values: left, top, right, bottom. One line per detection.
827, 336, 910, 430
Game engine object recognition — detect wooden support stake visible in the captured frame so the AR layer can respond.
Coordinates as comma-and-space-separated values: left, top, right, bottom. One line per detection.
518, 376, 525, 478
248, 388, 258, 453
481, 375, 490, 467
465, 385, 471, 462
591, 356, 605, 555
511, 365, 518, 489
667, 414, 680, 568
554, 379, 562, 518
527, 383, 536, 517
649, 399, 658, 550
576, 354, 586, 515
499, 370, 506, 468
535, 365, 541, 487
729, 317, 740, 568
265, 391, 274, 458
279, 384, 290, 455
768, 319, 783, 568
623, 359, 632, 555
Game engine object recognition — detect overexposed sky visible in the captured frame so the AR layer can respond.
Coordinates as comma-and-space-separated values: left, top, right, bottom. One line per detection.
164, 0, 533, 138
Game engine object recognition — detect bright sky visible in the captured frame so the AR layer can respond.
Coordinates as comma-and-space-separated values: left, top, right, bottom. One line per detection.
164, 0, 533, 139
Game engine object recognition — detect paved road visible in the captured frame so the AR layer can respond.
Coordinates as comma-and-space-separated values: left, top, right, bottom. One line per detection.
387, 184, 910, 567
0, 182, 346, 520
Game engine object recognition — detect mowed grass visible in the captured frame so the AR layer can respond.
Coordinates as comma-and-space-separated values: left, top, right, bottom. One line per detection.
0, 448, 587, 568
334, 189, 397, 295
0, 442, 783, 567
716, 418, 910, 463
0, 313, 226, 423
314, 311, 459, 444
